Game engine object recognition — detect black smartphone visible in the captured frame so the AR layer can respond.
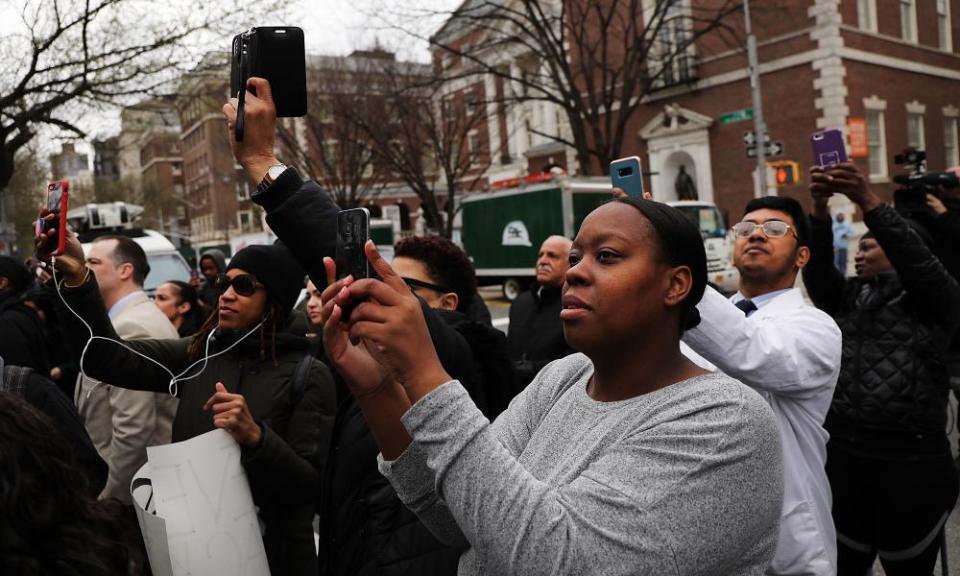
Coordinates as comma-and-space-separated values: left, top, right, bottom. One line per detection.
230, 26, 307, 140
336, 208, 370, 281
336, 208, 370, 321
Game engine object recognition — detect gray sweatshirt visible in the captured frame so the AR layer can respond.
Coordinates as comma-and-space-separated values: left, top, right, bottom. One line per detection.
379, 354, 784, 576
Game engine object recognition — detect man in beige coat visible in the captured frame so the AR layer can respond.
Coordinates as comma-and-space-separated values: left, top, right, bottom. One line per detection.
74, 235, 179, 503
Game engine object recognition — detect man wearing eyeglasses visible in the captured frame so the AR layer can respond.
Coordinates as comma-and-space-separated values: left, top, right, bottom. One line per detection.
681, 196, 842, 576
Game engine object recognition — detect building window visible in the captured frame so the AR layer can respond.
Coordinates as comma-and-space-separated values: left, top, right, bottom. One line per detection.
907, 112, 925, 150
468, 131, 480, 166
465, 91, 479, 117
946, 116, 959, 167
236, 179, 250, 201
900, 0, 917, 43
858, 0, 877, 32
238, 211, 252, 231
653, 2, 697, 87
866, 109, 887, 179
938, 0, 953, 51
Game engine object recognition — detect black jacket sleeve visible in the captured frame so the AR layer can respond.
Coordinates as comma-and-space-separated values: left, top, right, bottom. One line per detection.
253, 170, 480, 388
242, 359, 337, 505
252, 168, 340, 289
803, 214, 849, 317
866, 203, 960, 336
54, 275, 192, 393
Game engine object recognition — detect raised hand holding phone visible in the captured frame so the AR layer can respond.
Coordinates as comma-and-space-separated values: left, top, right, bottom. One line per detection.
36, 180, 69, 258
811, 129, 848, 167
35, 212, 86, 285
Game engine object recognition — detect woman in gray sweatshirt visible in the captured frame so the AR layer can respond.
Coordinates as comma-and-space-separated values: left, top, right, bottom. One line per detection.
319, 198, 785, 576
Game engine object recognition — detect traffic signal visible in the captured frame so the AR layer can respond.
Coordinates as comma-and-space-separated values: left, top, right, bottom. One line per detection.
768, 160, 801, 187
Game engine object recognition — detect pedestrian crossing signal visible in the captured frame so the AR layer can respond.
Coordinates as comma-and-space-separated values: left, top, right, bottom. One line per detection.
768, 161, 800, 187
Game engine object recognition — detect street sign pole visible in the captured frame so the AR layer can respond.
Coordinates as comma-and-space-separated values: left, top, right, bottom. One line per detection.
744, 0, 769, 196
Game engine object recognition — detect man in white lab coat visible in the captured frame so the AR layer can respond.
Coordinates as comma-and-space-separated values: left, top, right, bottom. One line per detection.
682, 196, 841, 576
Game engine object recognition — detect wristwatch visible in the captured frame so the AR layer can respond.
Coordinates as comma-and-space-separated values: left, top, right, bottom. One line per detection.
257, 163, 289, 194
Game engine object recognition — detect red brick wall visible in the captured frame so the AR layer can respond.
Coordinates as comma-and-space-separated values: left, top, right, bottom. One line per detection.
844, 59, 960, 200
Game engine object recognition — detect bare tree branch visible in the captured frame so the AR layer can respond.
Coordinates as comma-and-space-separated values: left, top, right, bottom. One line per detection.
0, 0, 290, 190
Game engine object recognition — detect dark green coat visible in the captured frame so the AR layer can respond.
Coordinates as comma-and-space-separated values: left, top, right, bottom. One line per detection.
58, 275, 336, 576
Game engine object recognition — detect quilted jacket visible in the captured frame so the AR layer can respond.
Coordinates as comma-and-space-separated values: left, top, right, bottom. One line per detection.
804, 204, 960, 448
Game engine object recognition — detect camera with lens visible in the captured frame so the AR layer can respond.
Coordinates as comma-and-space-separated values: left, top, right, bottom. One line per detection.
892, 148, 958, 217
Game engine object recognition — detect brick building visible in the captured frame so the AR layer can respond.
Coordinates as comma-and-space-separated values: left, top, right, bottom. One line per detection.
118, 97, 180, 179
139, 132, 189, 236
434, 0, 960, 220
93, 137, 121, 180
176, 53, 258, 251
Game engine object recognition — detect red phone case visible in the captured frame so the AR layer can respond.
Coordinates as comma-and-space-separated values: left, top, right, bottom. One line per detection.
44, 180, 69, 257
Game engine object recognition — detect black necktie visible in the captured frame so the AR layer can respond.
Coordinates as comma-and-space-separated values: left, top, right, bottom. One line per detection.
735, 299, 757, 317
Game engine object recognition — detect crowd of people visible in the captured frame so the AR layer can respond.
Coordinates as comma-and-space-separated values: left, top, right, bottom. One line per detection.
0, 75, 958, 576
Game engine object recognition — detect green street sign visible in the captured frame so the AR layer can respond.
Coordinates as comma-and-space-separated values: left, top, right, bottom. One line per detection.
719, 108, 753, 124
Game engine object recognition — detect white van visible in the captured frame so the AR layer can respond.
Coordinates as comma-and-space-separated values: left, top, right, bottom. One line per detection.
69, 203, 193, 294
666, 201, 740, 294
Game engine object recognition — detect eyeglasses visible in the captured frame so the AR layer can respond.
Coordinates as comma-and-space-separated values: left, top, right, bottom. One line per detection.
216, 274, 263, 297
731, 220, 797, 239
402, 277, 451, 294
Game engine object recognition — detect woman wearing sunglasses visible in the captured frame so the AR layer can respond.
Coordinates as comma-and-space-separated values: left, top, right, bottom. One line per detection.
320, 198, 785, 576
43, 230, 336, 576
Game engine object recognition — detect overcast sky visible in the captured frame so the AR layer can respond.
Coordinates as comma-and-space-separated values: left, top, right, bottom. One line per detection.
2, 0, 460, 162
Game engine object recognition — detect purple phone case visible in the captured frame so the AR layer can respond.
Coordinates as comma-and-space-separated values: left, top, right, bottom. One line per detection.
811, 129, 848, 167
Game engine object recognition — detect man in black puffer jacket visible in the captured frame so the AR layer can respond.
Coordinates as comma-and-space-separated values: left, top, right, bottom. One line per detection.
805, 162, 960, 576
223, 77, 482, 576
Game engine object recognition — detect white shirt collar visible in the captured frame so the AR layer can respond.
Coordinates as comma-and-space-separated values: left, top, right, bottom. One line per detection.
731, 288, 792, 312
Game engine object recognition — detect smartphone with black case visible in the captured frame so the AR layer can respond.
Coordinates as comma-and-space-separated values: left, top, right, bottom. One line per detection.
609, 156, 644, 198
37, 179, 69, 257
230, 26, 307, 140
336, 208, 370, 321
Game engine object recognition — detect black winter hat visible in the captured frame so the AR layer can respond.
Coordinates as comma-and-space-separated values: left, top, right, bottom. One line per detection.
226, 243, 305, 314
0, 256, 31, 293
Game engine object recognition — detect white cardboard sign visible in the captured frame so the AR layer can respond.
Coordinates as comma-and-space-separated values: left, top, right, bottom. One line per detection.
131, 429, 270, 576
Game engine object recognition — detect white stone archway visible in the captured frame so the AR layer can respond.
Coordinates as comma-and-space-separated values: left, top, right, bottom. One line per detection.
639, 104, 714, 203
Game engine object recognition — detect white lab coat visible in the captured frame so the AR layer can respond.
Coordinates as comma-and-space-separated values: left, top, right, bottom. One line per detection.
683, 286, 841, 576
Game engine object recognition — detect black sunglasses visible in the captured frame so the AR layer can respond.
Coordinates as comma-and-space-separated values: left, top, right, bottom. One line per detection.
402, 277, 451, 294
216, 273, 263, 297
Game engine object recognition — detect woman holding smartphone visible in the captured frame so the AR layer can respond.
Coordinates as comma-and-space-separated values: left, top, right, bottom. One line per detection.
39, 226, 336, 576
319, 198, 784, 576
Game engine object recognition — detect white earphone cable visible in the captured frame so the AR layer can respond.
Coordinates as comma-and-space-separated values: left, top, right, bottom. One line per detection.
51, 256, 263, 397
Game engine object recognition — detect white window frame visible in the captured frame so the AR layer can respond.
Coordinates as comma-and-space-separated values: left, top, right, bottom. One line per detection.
906, 101, 926, 150
938, 0, 953, 51
864, 96, 888, 182
238, 210, 252, 231
945, 106, 960, 167
644, 0, 697, 88
467, 130, 480, 166
900, 0, 918, 43
858, 0, 878, 33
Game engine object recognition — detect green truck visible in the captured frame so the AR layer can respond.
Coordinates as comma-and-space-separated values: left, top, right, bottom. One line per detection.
460, 176, 739, 300
460, 177, 611, 300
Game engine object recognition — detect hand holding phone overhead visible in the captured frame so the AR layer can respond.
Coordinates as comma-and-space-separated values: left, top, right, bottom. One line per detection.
230, 27, 307, 142
811, 129, 848, 167
36, 180, 69, 259
610, 156, 645, 198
